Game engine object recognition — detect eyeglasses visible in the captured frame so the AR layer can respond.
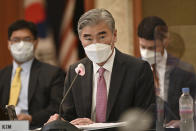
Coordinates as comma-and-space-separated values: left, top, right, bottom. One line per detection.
10, 37, 34, 43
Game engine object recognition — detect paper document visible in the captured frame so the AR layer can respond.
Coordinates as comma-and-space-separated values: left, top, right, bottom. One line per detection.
76, 122, 127, 130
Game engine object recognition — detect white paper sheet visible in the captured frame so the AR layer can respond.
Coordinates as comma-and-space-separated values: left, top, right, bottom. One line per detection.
75, 122, 127, 130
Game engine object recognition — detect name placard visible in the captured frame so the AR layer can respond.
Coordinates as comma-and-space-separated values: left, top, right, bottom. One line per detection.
0, 121, 29, 131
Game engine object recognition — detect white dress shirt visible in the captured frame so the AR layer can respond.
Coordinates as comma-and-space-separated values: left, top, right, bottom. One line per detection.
91, 49, 116, 121
155, 49, 167, 101
12, 59, 33, 115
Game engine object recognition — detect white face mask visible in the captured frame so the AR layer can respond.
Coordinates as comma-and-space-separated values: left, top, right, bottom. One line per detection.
140, 48, 162, 65
84, 43, 112, 64
9, 41, 34, 63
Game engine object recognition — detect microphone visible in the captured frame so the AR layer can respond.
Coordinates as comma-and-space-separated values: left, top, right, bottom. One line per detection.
42, 63, 85, 131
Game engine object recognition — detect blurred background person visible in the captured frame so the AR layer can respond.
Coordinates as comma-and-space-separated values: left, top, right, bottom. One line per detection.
137, 16, 196, 128
167, 31, 185, 59
0, 20, 65, 129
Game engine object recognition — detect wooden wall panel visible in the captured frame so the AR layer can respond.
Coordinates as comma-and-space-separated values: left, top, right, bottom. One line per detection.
84, 0, 94, 11
0, 0, 24, 69
132, 0, 142, 57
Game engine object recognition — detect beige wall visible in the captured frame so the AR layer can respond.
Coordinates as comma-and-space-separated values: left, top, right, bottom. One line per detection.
169, 26, 196, 69
95, 0, 134, 55
142, 0, 196, 26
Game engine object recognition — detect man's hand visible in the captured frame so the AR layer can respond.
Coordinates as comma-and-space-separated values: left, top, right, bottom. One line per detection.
166, 120, 180, 128
45, 114, 65, 125
70, 118, 94, 125
45, 115, 94, 126
17, 114, 32, 122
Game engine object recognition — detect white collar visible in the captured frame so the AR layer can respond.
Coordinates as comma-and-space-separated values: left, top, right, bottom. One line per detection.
157, 49, 167, 68
13, 59, 34, 74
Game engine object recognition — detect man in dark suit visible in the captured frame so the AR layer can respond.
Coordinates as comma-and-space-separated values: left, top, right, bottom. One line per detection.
47, 8, 156, 127
137, 16, 196, 127
0, 20, 65, 128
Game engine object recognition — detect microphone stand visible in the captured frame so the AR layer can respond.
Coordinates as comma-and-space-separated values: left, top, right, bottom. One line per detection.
42, 72, 80, 131
59, 73, 79, 119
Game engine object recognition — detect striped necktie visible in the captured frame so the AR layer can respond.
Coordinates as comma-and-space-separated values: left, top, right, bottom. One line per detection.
152, 64, 160, 96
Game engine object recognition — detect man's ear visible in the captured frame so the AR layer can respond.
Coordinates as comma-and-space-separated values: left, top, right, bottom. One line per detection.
111, 29, 117, 49
8, 41, 11, 51
113, 29, 117, 43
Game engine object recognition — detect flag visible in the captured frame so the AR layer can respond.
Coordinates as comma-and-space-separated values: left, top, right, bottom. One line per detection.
46, 0, 85, 70
24, 0, 58, 66
24, 0, 85, 70
24, 0, 47, 38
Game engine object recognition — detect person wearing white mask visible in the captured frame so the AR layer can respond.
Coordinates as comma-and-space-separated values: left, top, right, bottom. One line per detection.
46, 8, 156, 128
138, 16, 196, 128
0, 20, 65, 129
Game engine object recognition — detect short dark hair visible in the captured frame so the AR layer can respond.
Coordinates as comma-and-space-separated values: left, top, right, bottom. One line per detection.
137, 16, 168, 40
8, 20, 38, 40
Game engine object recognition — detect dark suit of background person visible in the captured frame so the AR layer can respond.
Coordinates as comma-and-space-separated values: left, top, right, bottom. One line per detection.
62, 48, 155, 123
0, 58, 65, 128
165, 55, 196, 122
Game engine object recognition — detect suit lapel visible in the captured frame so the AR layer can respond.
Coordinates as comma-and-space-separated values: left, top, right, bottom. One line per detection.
79, 59, 93, 117
165, 55, 178, 100
4, 65, 13, 105
106, 49, 125, 120
28, 59, 40, 104
166, 55, 178, 83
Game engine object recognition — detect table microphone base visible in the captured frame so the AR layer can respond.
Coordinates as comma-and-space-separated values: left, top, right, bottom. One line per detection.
42, 119, 80, 131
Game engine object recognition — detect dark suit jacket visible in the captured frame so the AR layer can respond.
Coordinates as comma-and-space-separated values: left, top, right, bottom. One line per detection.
0, 59, 65, 128
62, 49, 156, 123
165, 55, 196, 122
